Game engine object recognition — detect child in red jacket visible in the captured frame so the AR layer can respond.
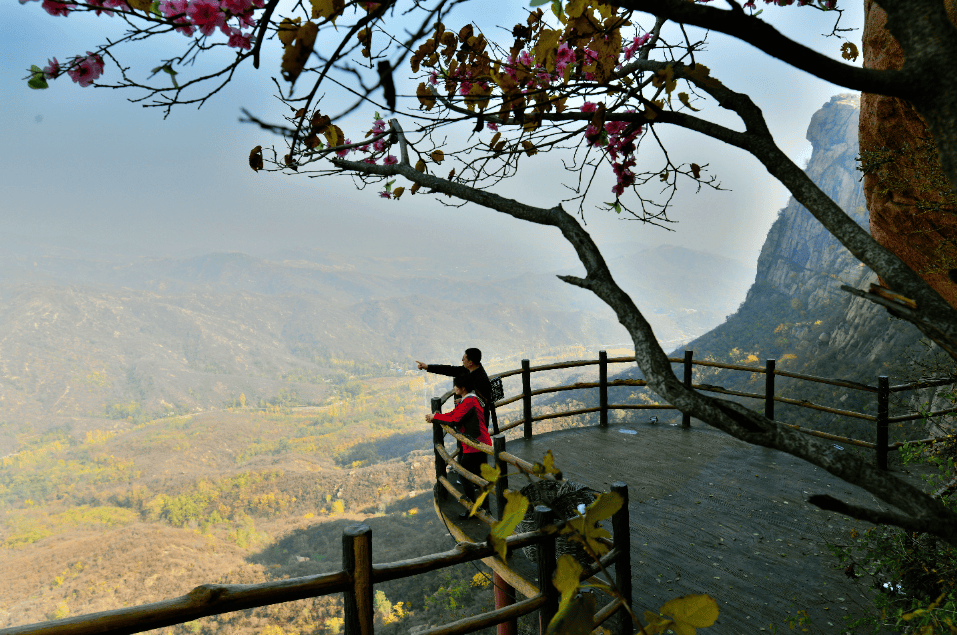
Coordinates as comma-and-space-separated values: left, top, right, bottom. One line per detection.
425, 374, 491, 518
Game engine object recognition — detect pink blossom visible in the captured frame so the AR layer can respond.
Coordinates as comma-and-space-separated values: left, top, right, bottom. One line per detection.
335, 139, 353, 158
187, 0, 226, 37
41, 0, 71, 16
372, 138, 387, 152
359, 145, 370, 152
486, 122, 498, 132
383, 155, 398, 165
363, 157, 376, 165
429, 71, 439, 86
221, 0, 251, 14
458, 81, 473, 95
580, 101, 597, 113
518, 50, 533, 67
379, 191, 391, 198
161, 0, 196, 35
67, 52, 105, 87
236, 10, 256, 27
43, 57, 60, 79
605, 121, 627, 135
227, 27, 252, 49
103, 0, 129, 9
86, 0, 115, 16
159, 0, 185, 15
505, 55, 518, 80
372, 118, 386, 132
622, 34, 651, 62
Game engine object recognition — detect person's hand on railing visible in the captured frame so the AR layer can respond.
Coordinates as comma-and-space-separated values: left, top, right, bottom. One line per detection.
425, 413, 434, 423
416, 361, 428, 370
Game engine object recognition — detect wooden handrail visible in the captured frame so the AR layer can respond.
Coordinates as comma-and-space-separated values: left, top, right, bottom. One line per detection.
530, 407, 601, 423
776, 423, 877, 449
772, 395, 878, 421
438, 424, 495, 455
594, 598, 625, 629
0, 572, 351, 635
416, 594, 547, 635
888, 405, 957, 423
435, 444, 490, 488
608, 404, 676, 410
372, 531, 550, 584
497, 450, 563, 481
890, 434, 957, 449
436, 476, 496, 525
772, 369, 877, 393
889, 376, 957, 393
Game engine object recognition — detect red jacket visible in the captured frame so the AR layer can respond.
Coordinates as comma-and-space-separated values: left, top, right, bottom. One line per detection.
432, 394, 490, 453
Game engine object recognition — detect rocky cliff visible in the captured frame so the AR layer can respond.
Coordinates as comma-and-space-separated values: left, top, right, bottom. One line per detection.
605, 94, 955, 446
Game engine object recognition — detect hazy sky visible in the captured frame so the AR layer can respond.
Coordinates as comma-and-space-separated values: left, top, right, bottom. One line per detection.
2, 0, 863, 268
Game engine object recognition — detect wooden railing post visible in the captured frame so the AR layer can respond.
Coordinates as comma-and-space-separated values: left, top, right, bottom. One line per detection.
599, 350, 608, 428
432, 397, 446, 498
522, 359, 533, 440
342, 524, 374, 635
611, 482, 632, 635
494, 571, 518, 635
877, 376, 889, 470
535, 506, 558, 634
494, 435, 508, 520
765, 359, 776, 421
682, 350, 693, 428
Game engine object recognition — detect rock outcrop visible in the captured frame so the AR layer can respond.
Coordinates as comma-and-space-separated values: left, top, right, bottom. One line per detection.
859, 0, 957, 309
650, 94, 953, 443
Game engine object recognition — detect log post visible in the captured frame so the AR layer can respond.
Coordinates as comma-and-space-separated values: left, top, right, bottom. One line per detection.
765, 359, 776, 421
535, 506, 558, 634
432, 397, 446, 499
494, 571, 518, 635
522, 359, 533, 440
877, 376, 889, 470
599, 350, 608, 428
682, 350, 693, 428
611, 482, 632, 635
342, 524, 374, 635
494, 435, 508, 520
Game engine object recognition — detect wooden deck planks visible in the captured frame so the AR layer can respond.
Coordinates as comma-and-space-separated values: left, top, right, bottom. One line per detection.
455, 421, 898, 634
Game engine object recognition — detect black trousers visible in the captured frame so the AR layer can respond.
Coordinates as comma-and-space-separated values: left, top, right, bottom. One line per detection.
458, 451, 489, 508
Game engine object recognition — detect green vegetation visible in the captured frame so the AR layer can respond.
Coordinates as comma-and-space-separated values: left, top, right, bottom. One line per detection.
831, 432, 957, 633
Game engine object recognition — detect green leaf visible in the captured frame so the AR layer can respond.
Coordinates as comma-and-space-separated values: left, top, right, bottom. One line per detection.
149, 0, 162, 16
162, 65, 179, 88
488, 490, 528, 560
614, 202, 621, 214
529, 0, 550, 6
27, 67, 48, 90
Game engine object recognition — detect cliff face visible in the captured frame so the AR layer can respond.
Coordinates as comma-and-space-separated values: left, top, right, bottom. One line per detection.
654, 94, 954, 443
860, 0, 957, 309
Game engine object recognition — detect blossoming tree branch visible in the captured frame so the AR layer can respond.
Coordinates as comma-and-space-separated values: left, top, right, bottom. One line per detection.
22, 0, 957, 546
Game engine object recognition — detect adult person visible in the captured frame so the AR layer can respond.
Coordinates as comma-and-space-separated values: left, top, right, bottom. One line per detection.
424, 374, 491, 519
416, 347, 498, 432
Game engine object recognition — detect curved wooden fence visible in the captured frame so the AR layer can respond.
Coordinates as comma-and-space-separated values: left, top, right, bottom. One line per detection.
451, 350, 957, 472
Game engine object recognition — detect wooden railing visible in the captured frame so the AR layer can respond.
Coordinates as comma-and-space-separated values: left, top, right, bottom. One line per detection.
454, 350, 957, 473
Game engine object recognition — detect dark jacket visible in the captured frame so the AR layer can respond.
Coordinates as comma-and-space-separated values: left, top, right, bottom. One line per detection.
427, 363, 493, 410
